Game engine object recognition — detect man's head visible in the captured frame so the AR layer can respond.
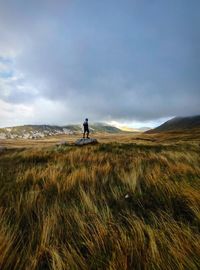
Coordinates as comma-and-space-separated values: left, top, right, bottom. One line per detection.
85, 118, 88, 122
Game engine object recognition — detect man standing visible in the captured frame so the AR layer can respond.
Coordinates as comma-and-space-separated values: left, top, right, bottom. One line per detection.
83, 118, 90, 139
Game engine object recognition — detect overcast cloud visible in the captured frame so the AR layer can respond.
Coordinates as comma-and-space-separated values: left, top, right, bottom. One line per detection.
0, 0, 199, 128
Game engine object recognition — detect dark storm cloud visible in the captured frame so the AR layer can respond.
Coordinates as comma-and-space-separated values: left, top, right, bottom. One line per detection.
0, 0, 200, 125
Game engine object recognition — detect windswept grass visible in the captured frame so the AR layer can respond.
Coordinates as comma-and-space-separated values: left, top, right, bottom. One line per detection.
0, 138, 200, 269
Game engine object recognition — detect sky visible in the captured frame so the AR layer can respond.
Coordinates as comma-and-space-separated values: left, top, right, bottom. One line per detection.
0, 0, 199, 128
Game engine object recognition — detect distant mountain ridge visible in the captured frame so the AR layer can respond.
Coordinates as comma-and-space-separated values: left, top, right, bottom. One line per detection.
0, 123, 136, 139
147, 115, 200, 133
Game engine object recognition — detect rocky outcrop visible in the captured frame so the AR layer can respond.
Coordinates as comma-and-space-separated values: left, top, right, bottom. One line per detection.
75, 138, 98, 146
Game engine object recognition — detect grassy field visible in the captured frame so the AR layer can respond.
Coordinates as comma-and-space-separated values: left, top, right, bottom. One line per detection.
0, 131, 200, 269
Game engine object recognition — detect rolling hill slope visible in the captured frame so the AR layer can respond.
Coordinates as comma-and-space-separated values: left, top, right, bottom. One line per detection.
0, 123, 130, 139
147, 115, 200, 133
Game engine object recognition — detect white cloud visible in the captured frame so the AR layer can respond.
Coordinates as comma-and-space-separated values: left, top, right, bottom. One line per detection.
0, 97, 71, 128
0, 99, 33, 127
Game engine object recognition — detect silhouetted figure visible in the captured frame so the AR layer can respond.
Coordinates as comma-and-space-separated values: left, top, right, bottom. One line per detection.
83, 118, 90, 139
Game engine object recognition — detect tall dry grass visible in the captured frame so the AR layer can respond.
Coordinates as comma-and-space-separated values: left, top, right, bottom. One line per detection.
0, 140, 200, 269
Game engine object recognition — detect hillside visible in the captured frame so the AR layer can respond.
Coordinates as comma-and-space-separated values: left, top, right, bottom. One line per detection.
0, 123, 128, 140
0, 134, 199, 269
147, 115, 200, 133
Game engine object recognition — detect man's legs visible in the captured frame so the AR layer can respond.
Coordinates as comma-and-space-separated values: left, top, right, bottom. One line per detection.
86, 130, 89, 138
83, 128, 89, 138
